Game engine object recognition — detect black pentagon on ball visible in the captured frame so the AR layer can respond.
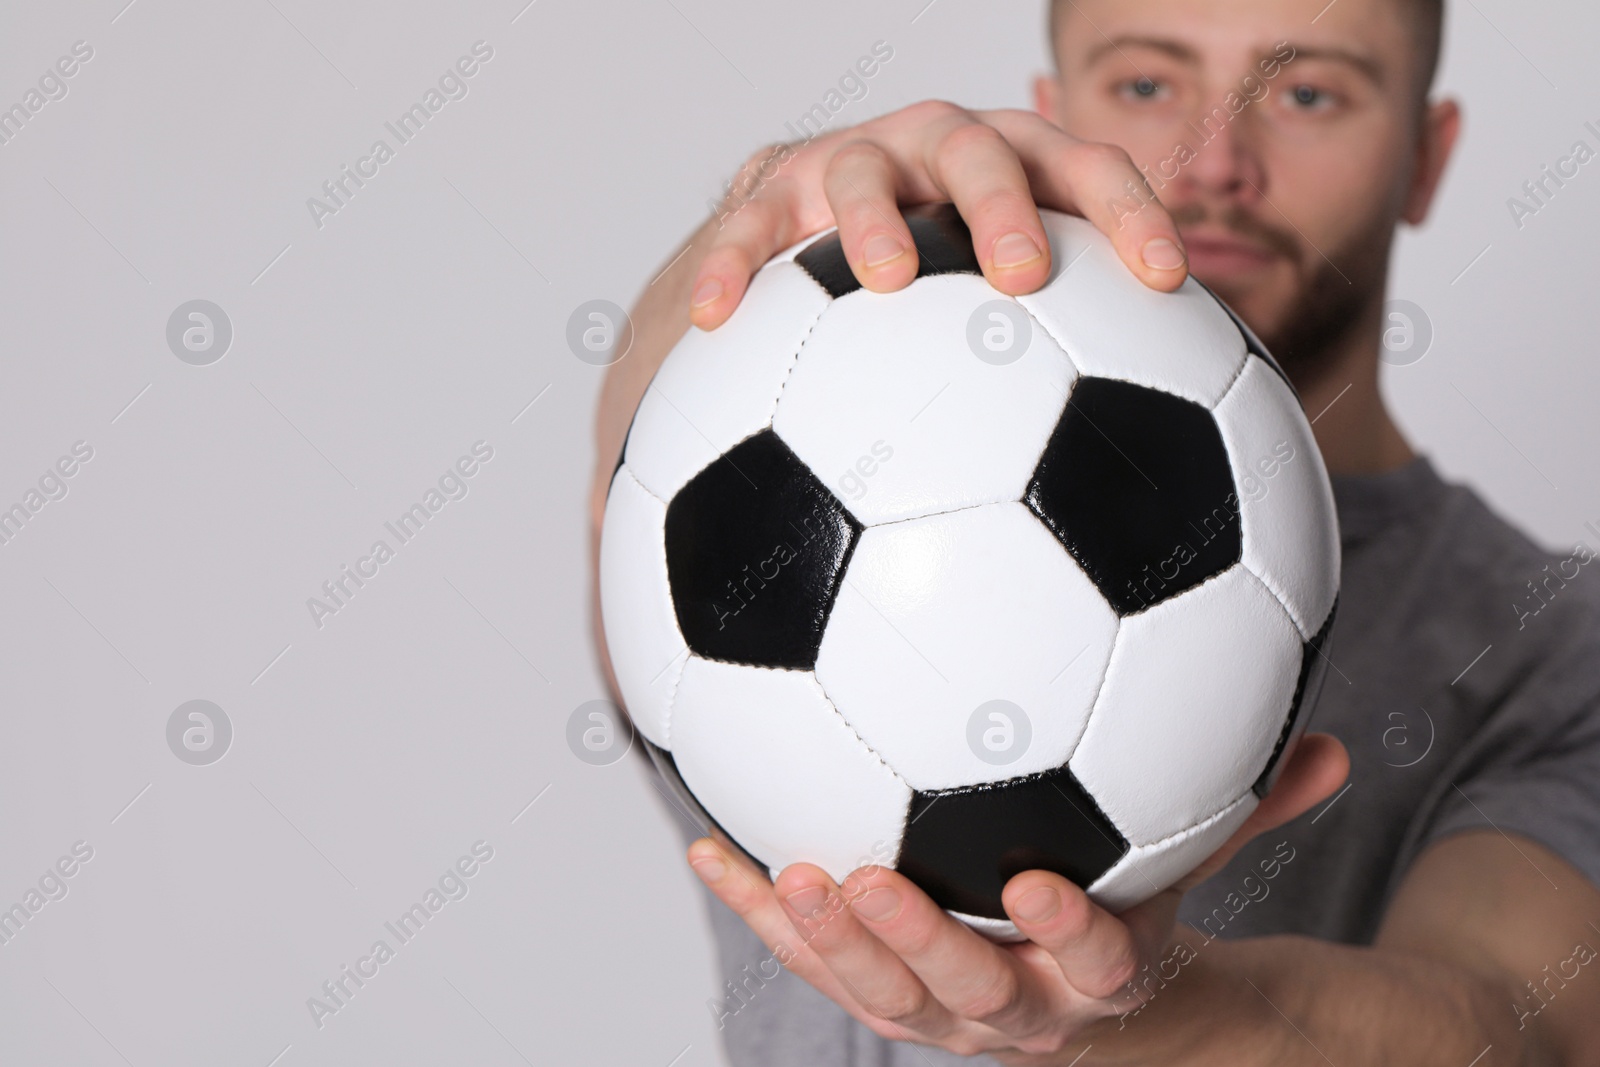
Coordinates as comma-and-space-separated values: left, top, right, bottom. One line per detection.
640, 738, 767, 871
896, 765, 1129, 921
794, 201, 982, 299
664, 429, 862, 670
1252, 600, 1338, 798
1025, 377, 1242, 616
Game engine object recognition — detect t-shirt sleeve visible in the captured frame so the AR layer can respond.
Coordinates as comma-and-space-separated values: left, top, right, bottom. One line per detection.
1411, 624, 1600, 892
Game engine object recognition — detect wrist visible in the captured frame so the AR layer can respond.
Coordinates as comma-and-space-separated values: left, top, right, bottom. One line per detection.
1071, 929, 1293, 1067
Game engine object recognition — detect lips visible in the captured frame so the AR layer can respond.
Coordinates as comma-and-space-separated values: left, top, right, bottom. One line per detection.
1178, 230, 1281, 277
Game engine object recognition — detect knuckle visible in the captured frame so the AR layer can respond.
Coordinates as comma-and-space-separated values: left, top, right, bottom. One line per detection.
963, 189, 1041, 231
1016, 1031, 1070, 1057
1107, 947, 1141, 987
867, 1018, 904, 1043
738, 141, 784, 174
986, 106, 1033, 123
701, 242, 758, 287
956, 970, 1022, 1023
902, 98, 966, 124
1053, 898, 1095, 944
828, 138, 890, 171
943, 1034, 989, 1058
873, 987, 931, 1025
933, 120, 1007, 167
719, 194, 784, 239
1077, 140, 1136, 170
890, 916, 944, 958
1094, 949, 1141, 996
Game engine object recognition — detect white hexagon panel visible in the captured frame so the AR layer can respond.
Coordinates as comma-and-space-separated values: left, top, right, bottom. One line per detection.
1071, 565, 1302, 845
623, 260, 831, 501
1086, 791, 1260, 914
669, 658, 912, 884
816, 501, 1118, 791
1214, 357, 1340, 640
1016, 213, 1247, 408
598, 467, 686, 746
773, 274, 1075, 526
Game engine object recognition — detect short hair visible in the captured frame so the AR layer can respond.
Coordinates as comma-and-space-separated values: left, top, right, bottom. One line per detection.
1047, 0, 1445, 110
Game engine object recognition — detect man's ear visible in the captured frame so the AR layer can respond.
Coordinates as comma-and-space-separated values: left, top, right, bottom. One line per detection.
1033, 74, 1061, 126
1403, 98, 1462, 225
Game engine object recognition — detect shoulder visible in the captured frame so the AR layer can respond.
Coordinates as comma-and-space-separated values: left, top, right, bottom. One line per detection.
1337, 462, 1600, 718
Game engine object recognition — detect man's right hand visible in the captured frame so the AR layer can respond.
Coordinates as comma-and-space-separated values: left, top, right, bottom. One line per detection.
687, 99, 1191, 331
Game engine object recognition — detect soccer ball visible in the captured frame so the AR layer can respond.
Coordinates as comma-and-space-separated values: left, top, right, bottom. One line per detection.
600, 203, 1338, 941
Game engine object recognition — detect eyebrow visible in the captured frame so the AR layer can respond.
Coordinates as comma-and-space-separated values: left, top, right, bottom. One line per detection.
1082, 35, 1200, 68
1287, 46, 1385, 86
1081, 36, 1386, 88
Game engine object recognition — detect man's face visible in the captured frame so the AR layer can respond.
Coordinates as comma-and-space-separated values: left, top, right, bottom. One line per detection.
1041, 0, 1431, 381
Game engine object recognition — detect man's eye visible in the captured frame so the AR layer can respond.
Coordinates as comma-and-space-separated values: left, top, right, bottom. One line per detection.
1119, 76, 1166, 101
1287, 84, 1334, 109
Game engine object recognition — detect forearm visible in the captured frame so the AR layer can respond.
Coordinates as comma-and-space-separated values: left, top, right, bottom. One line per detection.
1073, 928, 1558, 1067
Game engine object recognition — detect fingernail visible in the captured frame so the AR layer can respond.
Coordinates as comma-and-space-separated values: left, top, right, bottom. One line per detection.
862, 233, 907, 268
691, 277, 723, 307
1142, 238, 1187, 271
849, 887, 901, 923
785, 886, 828, 917
992, 231, 1043, 269
690, 856, 727, 885
1013, 886, 1060, 923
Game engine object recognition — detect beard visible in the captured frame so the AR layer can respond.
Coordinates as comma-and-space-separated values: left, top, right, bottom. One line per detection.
1169, 202, 1394, 392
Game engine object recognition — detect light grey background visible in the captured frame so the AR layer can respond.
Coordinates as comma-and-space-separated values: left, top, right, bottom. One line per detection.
0, 1, 1593, 1064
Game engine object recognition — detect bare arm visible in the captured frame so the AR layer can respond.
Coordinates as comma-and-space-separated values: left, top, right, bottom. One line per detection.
1064, 830, 1595, 1065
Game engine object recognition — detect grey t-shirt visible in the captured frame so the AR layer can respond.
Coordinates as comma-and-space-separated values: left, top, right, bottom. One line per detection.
644, 456, 1600, 1065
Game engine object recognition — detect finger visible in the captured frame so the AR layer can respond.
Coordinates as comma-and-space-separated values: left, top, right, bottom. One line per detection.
1174, 733, 1350, 893
773, 863, 974, 1047
838, 865, 1063, 1045
819, 140, 921, 294
685, 838, 919, 1042
688, 186, 802, 331
978, 109, 1188, 292
919, 118, 1054, 294
1000, 871, 1140, 1002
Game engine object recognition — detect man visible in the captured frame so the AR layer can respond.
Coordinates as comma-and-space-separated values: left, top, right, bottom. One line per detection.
589, 0, 1600, 1062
